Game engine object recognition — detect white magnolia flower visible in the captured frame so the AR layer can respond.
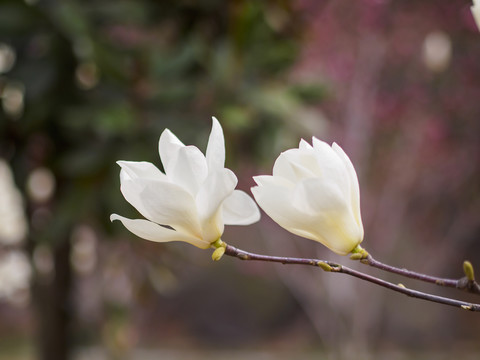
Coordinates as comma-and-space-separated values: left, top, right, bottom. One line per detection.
111, 117, 260, 249
251, 138, 363, 255
472, 0, 480, 32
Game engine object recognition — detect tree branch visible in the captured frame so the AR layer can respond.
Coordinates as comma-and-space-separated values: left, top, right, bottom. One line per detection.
223, 244, 480, 312
362, 254, 480, 294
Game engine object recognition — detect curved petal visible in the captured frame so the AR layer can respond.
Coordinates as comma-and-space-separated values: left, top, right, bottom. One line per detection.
332, 142, 362, 229
254, 138, 363, 255
169, 145, 208, 195
119, 170, 157, 220
292, 178, 347, 215
119, 175, 202, 238
299, 138, 313, 150
272, 148, 316, 182
222, 190, 260, 225
206, 117, 226, 172
137, 179, 202, 238
253, 179, 361, 255
311, 138, 349, 190
293, 178, 363, 254
195, 169, 237, 243
196, 168, 237, 221
252, 180, 309, 232
253, 175, 294, 189
110, 214, 209, 249
159, 129, 184, 176
117, 161, 166, 181
307, 211, 363, 255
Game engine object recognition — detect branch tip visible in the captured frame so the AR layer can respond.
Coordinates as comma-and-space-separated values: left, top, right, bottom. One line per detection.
463, 261, 475, 282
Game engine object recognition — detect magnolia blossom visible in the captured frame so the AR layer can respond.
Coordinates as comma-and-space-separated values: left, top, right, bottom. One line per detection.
472, 0, 480, 32
252, 138, 363, 255
111, 117, 260, 249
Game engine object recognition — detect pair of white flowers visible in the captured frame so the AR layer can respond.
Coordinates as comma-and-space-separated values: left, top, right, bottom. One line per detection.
111, 118, 364, 256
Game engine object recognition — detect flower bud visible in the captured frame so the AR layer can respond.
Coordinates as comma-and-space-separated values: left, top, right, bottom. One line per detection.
252, 138, 364, 255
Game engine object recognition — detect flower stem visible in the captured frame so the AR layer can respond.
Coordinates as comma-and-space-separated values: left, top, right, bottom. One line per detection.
362, 254, 480, 294
223, 244, 480, 312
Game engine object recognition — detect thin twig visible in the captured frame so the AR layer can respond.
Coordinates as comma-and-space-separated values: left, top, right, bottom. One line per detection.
223, 245, 480, 312
362, 254, 480, 294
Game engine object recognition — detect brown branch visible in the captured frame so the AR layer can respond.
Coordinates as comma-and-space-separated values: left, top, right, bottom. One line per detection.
223, 244, 480, 312
362, 254, 480, 295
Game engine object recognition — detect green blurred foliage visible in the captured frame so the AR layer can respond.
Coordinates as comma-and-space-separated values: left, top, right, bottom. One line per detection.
1, 0, 325, 241
0, 0, 326, 358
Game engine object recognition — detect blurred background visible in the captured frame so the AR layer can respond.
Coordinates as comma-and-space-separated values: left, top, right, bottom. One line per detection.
1, 0, 480, 359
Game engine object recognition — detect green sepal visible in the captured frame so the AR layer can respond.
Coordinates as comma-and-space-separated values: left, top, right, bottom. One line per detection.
350, 253, 363, 260
463, 261, 475, 281
350, 244, 369, 260
212, 246, 226, 261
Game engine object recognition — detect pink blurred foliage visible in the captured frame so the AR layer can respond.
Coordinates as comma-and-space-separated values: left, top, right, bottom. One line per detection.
256, 0, 480, 354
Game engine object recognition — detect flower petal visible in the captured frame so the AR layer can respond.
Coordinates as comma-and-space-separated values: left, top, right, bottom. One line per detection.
196, 168, 237, 221
292, 178, 347, 215
169, 145, 208, 195
136, 179, 202, 238
206, 117, 225, 172
158, 129, 184, 176
311, 137, 350, 190
253, 138, 364, 255
252, 177, 310, 232
293, 178, 363, 254
331, 142, 362, 228
472, 0, 480, 32
253, 178, 361, 255
119, 170, 157, 220
299, 138, 313, 150
222, 190, 260, 225
110, 214, 209, 249
272, 148, 316, 182
117, 161, 166, 180
253, 175, 294, 188
195, 169, 237, 243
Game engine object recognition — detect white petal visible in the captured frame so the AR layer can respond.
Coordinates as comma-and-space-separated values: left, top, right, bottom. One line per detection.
206, 117, 225, 172
299, 138, 313, 150
119, 170, 156, 220
253, 175, 294, 188
273, 148, 316, 181
158, 129, 184, 176
332, 143, 362, 229
272, 150, 296, 180
311, 138, 349, 190
222, 190, 260, 225
117, 161, 166, 180
472, 2, 480, 31
252, 179, 310, 232
292, 178, 347, 215
110, 214, 209, 249
293, 178, 362, 254
196, 168, 237, 221
311, 137, 332, 153
130, 179, 201, 237
169, 145, 208, 195
253, 177, 361, 255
